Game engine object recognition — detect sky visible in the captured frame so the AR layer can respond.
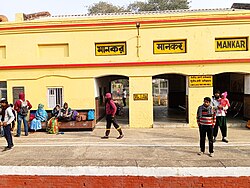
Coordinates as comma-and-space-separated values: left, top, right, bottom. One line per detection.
0, 0, 249, 21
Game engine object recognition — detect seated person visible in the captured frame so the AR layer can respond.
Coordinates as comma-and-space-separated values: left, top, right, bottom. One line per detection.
58, 102, 73, 122
30, 104, 48, 132
52, 104, 62, 118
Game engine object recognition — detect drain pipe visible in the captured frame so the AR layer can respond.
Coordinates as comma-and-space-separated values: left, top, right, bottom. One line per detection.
136, 22, 141, 57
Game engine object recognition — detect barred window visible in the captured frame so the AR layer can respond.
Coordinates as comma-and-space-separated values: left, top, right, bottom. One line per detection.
47, 88, 63, 108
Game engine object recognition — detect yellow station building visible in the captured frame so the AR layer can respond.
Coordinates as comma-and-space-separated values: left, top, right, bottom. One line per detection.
0, 7, 250, 128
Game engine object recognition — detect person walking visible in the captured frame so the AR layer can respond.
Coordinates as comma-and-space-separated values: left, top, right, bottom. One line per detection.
122, 89, 127, 107
212, 90, 229, 143
14, 92, 32, 137
0, 98, 15, 151
197, 97, 216, 157
101, 93, 124, 139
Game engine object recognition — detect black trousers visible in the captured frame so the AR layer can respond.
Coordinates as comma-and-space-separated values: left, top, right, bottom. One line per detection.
213, 116, 227, 138
122, 97, 126, 107
200, 125, 213, 153
106, 115, 120, 130
3, 124, 14, 148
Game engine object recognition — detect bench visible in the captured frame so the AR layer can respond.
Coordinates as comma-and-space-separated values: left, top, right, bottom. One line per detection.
228, 101, 243, 118
28, 110, 95, 131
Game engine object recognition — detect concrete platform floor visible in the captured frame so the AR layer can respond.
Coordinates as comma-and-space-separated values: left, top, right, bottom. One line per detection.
0, 127, 249, 168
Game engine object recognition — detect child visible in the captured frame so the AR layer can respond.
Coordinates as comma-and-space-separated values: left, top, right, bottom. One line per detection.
219, 92, 230, 113
197, 97, 216, 157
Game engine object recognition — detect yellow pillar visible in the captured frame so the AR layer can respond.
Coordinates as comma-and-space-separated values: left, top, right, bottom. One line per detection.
129, 76, 153, 128
188, 87, 213, 128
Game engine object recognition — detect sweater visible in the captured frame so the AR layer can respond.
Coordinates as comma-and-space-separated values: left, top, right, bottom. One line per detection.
197, 105, 216, 127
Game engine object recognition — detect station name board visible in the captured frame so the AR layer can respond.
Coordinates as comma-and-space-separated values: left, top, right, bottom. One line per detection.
215, 37, 248, 52
133, 93, 148, 101
189, 75, 213, 87
153, 39, 186, 54
95, 42, 126, 56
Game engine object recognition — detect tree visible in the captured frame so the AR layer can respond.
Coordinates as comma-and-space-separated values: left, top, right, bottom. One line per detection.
127, 0, 190, 12
87, 0, 190, 14
88, 1, 126, 14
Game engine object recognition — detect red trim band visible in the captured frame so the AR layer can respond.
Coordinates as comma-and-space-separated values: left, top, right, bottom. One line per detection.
0, 58, 249, 70
1, 15, 250, 31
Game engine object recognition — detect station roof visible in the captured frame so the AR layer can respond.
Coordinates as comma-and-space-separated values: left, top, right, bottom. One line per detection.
36, 8, 244, 20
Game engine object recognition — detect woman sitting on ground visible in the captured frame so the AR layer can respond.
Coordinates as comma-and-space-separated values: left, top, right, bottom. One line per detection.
58, 102, 72, 122
30, 104, 48, 132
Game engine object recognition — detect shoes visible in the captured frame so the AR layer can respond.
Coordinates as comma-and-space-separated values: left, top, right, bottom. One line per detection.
209, 153, 214, 157
197, 151, 204, 155
117, 135, 124, 139
14, 135, 20, 137
222, 138, 229, 143
2, 146, 12, 152
101, 136, 109, 139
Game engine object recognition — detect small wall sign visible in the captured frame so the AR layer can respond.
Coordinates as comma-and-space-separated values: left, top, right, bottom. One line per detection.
133, 93, 148, 101
189, 75, 213, 87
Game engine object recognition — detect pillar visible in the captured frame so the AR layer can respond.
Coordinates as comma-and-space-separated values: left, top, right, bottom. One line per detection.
129, 76, 153, 128
188, 87, 213, 128
244, 74, 250, 119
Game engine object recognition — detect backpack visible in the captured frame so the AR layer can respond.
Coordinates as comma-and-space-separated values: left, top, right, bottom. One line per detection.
87, 110, 95, 120
71, 110, 79, 121
47, 117, 59, 134
20, 100, 28, 116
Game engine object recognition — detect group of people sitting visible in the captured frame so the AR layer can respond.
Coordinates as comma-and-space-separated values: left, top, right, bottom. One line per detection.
30, 102, 80, 132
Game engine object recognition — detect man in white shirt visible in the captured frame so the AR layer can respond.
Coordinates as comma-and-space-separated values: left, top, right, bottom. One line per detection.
212, 90, 229, 143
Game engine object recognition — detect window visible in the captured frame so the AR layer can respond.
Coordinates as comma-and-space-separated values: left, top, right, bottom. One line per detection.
0, 89, 7, 99
12, 87, 24, 104
47, 88, 63, 108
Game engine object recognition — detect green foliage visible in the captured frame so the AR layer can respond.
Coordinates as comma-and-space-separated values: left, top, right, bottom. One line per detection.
87, 0, 190, 14
88, 1, 126, 14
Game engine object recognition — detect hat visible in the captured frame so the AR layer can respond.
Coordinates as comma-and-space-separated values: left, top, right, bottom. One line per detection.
221, 91, 228, 98
0, 98, 7, 103
105, 93, 112, 99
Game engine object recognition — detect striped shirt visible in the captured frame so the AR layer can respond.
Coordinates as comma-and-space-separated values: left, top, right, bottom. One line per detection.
197, 105, 216, 127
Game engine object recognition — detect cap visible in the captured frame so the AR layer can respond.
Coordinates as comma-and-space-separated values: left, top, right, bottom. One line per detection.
105, 93, 112, 99
0, 98, 7, 103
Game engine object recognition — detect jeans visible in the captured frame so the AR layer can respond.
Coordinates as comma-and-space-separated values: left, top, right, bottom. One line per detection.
1, 126, 4, 137
17, 113, 28, 136
3, 124, 13, 148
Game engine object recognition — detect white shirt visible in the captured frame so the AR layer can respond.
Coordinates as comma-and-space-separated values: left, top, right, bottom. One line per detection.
1, 106, 15, 125
212, 97, 228, 117
123, 90, 127, 98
